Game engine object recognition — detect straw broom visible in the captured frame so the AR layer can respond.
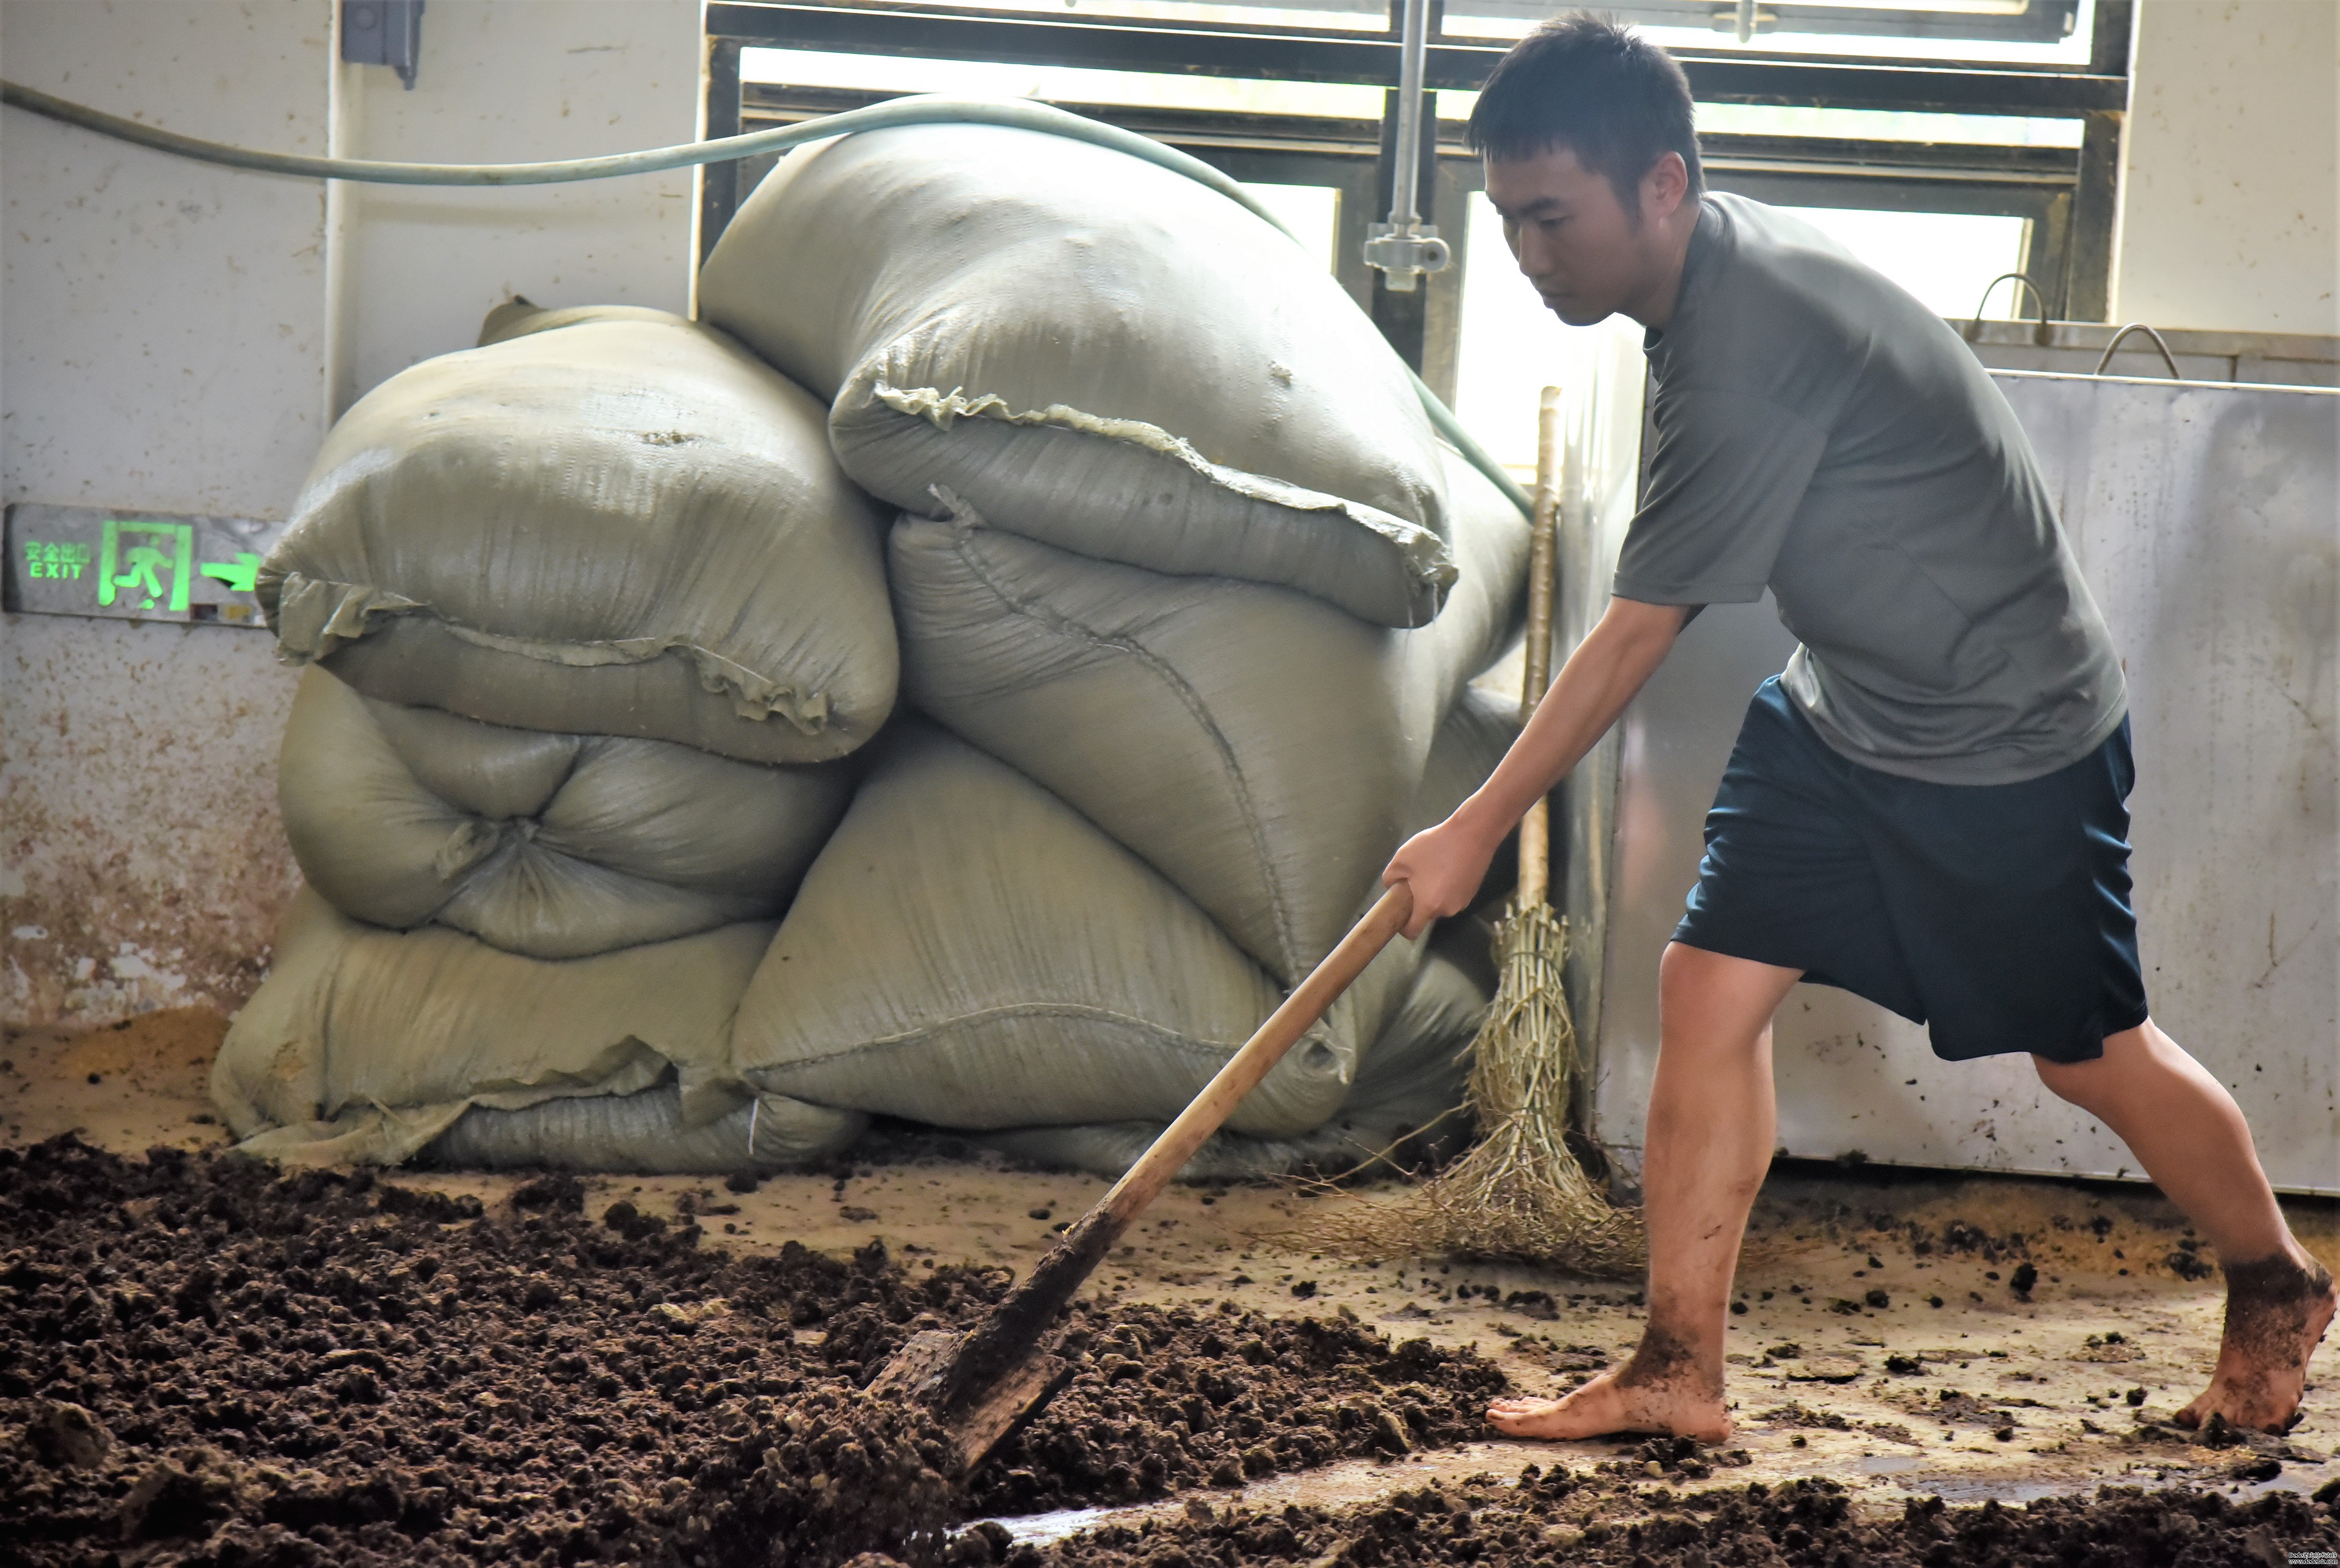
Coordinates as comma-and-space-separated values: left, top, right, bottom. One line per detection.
1304, 386, 1646, 1278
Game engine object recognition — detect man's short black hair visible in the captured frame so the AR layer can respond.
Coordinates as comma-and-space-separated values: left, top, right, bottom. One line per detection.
1467, 13, 1705, 215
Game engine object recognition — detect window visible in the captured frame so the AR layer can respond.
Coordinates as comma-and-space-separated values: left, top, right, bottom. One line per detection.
738, 44, 1389, 118
1239, 181, 1344, 273
1778, 206, 2029, 317
704, 0, 2133, 459
1441, 0, 2100, 65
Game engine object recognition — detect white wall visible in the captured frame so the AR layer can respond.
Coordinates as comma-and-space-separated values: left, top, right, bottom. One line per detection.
2114, 0, 2340, 335
1, 0, 702, 1027
1, 0, 334, 1025
1, 0, 335, 515
331, 0, 698, 411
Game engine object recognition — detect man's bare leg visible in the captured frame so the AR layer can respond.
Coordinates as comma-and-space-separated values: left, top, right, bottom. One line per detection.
2035, 1020, 2337, 1434
1490, 943, 1801, 1442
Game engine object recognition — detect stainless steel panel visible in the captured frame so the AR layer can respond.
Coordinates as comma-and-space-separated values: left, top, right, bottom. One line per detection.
1955, 319, 2340, 389
1588, 371, 2340, 1196
1552, 325, 1655, 1079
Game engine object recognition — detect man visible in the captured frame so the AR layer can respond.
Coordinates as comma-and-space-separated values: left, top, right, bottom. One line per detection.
1384, 13, 2334, 1442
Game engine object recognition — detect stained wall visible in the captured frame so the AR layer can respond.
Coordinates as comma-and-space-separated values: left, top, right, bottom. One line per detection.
1, 0, 700, 1025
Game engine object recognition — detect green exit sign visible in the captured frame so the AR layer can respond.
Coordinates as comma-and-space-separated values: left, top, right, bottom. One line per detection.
4, 503, 284, 627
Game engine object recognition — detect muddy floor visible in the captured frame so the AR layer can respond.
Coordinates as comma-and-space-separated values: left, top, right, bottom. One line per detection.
1022, 1467, 2336, 1567
4, 1009, 2338, 1566
0, 1136, 1522, 1565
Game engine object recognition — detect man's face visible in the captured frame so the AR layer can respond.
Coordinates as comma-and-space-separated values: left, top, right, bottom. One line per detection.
1485, 144, 1670, 327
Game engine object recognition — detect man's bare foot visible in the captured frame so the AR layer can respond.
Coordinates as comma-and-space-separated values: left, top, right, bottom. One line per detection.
1488, 1325, 1730, 1443
1489, 1368, 1731, 1442
2173, 1245, 2337, 1435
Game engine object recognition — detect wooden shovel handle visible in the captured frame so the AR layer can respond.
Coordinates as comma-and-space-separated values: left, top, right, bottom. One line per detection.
932, 882, 1416, 1410
1096, 880, 1414, 1222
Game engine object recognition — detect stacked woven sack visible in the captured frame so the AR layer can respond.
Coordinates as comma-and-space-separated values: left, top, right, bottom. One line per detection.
211, 302, 894, 1171
213, 111, 1530, 1180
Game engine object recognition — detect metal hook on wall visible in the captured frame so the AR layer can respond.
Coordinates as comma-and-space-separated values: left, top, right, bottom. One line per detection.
1965, 272, 2054, 346
2091, 323, 2185, 381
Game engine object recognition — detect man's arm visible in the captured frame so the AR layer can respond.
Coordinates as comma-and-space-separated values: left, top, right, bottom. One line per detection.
1384, 595, 1692, 937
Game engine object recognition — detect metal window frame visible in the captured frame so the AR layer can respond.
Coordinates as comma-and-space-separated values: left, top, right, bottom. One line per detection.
704, 1, 2127, 106
1161, 0, 2086, 47
1443, 0, 2085, 46
701, 0, 2132, 338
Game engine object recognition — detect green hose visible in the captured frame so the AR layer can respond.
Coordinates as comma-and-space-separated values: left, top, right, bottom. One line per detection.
2, 79, 1530, 516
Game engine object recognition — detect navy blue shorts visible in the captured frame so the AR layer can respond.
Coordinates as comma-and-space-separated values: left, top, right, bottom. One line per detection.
1675, 677, 2149, 1065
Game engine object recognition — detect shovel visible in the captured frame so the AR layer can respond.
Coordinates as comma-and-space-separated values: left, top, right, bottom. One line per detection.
866, 881, 1416, 1476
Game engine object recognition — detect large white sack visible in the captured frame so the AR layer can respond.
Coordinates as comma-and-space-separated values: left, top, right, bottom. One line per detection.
278, 666, 852, 958
1422, 683, 1526, 818
730, 720, 1425, 1137
890, 448, 1527, 981
212, 889, 860, 1168
697, 116, 1458, 628
977, 682, 1524, 1182
258, 304, 896, 764
984, 952, 1486, 1181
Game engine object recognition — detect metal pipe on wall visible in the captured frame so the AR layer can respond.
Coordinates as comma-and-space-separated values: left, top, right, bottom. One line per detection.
1388, 0, 1428, 230
1361, 0, 1448, 293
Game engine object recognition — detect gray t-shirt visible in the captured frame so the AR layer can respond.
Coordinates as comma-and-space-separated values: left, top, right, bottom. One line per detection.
1614, 193, 2127, 785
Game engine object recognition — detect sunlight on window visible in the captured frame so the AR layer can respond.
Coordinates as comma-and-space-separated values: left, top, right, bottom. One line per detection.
1433, 93, 2081, 147
741, 47, 1386, 120
1452, 192, 1592, 475
936, 0, 1389, 29
1238, 183, 1342, 273
1451, 195, 2032, 470
1697, 104, 2083, 148
1440, 0, 2098, 67
1422, 95, 2087, 147
1776, 207, 2031, 319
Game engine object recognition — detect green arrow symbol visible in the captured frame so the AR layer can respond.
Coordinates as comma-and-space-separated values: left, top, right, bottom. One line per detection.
198, 553, 263, 595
